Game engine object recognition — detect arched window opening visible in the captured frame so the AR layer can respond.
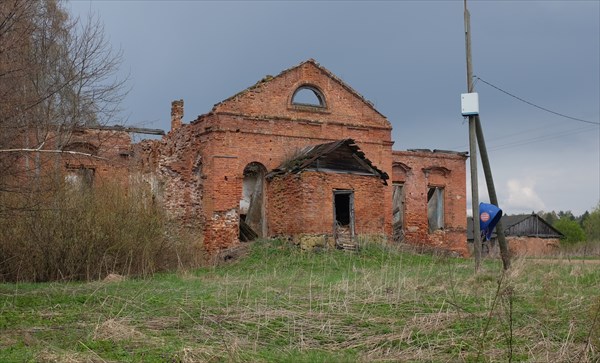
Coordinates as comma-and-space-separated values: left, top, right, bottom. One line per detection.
62, 142, 99, 156
240, 162, 267, 240
291, 86, 326, 108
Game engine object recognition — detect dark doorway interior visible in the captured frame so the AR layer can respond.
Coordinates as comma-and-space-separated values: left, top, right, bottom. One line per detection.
334, 190, 355, 249
240, 162, 267, 241
335, 193, 351, 226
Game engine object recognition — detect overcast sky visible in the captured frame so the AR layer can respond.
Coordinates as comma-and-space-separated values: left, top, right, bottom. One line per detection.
68, 0, 600, 216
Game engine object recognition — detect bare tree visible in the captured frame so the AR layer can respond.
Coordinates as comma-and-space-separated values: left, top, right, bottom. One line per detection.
0, 0, 127, 210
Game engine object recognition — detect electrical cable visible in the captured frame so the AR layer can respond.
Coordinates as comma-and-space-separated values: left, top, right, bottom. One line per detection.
488, 125, 597, 152
445, 122, 596, 151
474, 76, 600, 126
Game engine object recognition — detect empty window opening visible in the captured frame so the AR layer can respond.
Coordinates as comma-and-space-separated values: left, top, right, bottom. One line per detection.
65, 167, 95, 190
240, 162, 267, 241
292, 86, 326, 107
392, 183, 405, 240
427, 186, 444, 233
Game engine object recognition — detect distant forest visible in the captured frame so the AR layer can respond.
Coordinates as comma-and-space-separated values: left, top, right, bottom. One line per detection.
531, 204, 600, 244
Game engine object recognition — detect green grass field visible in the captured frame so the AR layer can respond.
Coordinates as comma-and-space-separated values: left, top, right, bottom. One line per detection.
1, 239, 599, 362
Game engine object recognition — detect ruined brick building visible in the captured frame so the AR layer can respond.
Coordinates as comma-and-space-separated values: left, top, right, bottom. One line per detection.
7, 60, 468, 256
4, 124, 166, 194
134, 59, 469, 255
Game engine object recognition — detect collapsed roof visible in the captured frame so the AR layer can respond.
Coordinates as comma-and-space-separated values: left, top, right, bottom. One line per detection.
266, 138, 389, 184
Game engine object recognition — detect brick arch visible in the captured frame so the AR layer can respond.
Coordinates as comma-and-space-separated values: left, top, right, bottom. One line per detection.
422, 166, 451, 188
392, 162, 412, 183
61, 141, 99, 155
240, 162, 268, 239
422, 166, 451, 177
289, 83, 327, 109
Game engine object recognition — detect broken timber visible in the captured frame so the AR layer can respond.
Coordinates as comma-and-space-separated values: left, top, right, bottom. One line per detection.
239, 219, 258, 242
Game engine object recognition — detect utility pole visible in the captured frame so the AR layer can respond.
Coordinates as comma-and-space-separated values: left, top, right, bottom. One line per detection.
475, 119, 511, 270
464, 0, 481, 271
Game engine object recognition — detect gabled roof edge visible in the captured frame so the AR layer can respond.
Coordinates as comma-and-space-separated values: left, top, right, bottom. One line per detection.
210, 59, 388, 120
304, 59, 388, 120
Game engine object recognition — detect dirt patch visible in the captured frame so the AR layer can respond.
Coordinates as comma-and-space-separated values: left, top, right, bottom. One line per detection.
102, 273, 125, 283
213, 243, 251, 265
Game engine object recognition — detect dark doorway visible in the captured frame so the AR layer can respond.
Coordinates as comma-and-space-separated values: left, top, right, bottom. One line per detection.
333, 190, 355, 248
335, 193, 351, 226
240, 162, 267, 241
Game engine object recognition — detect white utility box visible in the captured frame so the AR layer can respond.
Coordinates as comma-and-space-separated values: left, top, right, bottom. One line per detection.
461, 92, 479, 116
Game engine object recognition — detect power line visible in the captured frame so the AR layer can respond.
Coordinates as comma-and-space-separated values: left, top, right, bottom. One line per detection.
446, 123, 596, 152
488, 125, 597, 152
474, 76, 600, 126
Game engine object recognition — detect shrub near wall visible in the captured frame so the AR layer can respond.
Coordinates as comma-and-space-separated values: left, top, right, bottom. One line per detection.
0, 179, 179, 282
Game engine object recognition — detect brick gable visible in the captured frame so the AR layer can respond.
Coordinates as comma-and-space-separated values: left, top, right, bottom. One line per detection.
212, 59, 391, 130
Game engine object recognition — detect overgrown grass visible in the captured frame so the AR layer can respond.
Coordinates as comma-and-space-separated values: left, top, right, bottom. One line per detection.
557, 240, 600, 258
1, 239, 599, 362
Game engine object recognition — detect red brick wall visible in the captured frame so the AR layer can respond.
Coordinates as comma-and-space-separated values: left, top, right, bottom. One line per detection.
137, 60, 468, 256
268, 171, 387, 238
133, 126, 205, 230
508, 237, 560, 256
63, 129, 132, 186
212, 61, 391, 130
147, 62, 395, 253
11, 128, 132, 188
392, 150, 469, 256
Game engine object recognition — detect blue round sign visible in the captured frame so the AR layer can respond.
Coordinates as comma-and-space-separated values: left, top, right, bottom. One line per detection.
479, 203, 502, 240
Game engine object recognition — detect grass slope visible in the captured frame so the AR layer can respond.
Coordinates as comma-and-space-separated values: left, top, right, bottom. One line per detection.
1, 239, 599, 362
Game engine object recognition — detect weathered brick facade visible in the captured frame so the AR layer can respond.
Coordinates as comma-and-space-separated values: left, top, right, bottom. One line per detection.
392, 150, 468, 256
134, 59, 469, 256
8, 127, 133, 189
268, 169, 387, 238
62, 128, 133, 186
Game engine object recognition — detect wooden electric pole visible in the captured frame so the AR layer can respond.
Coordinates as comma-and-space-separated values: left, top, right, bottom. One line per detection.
464, 0, 481, 271
475, 118, 511, 270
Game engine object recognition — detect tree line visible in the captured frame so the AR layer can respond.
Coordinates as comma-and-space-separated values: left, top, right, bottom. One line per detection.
537, 203, 600, 244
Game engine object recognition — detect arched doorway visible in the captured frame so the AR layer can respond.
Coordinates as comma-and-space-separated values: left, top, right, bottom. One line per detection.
240, 162, 267, 240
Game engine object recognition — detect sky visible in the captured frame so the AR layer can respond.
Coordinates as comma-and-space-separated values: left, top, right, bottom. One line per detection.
68, 0, 600, 216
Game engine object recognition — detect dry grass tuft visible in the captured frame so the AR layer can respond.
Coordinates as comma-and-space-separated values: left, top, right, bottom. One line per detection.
93, 318, 147, 343
35, 350, 101, 363
102, 273, 125, 283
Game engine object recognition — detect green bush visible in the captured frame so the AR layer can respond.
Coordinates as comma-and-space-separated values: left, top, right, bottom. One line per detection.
554, 217, 587, 245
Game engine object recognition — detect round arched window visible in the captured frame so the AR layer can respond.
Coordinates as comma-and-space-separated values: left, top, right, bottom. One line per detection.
291, 85, 326, 108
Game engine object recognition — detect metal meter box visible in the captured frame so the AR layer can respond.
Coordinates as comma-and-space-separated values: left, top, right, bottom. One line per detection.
461, 92, 479, 116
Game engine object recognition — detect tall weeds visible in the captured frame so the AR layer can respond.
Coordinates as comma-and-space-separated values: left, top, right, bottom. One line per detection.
0, 178, 195, 282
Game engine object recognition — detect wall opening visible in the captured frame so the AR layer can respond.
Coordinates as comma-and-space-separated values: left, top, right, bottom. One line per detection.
62, 142, 98, 156
65, 166, 95, 190
333, 190, 354, 247
240, 162, 267, 241
392, 183, 405, 242
291, 86, 326, 108
427, 186, 444, 233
